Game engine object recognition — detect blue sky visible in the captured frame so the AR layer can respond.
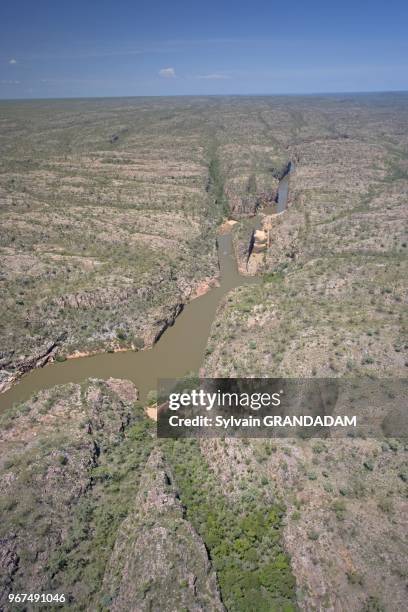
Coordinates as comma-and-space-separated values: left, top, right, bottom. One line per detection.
1, 0, 407, 98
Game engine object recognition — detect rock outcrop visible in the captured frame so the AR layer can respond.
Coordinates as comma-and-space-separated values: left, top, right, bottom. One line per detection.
0, 379, 141, 608
102, 449, 224, 612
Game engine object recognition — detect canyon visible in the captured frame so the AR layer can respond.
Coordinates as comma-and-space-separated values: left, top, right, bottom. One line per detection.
1, 93, 407, 611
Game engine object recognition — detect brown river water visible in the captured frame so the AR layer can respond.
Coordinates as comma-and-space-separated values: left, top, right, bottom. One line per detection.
0, 166, 292, 411
0, 232, 259, 410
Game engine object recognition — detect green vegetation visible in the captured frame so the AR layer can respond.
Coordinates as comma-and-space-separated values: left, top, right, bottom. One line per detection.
47, 418, 155, 599
208, 147, 229, 219
163, 439, 297, 612
0, 380, 155, 608
0, 98, 228, 380
1, 94, 408, 611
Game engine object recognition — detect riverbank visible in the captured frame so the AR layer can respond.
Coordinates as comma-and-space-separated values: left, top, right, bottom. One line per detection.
0, 230, 259, 411
0, 159, 294, 410
0, 270, 221, 401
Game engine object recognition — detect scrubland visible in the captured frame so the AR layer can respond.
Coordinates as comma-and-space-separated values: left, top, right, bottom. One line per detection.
1, 94, 407, 611
202, 93, 408, 610
0, 98, 224, 390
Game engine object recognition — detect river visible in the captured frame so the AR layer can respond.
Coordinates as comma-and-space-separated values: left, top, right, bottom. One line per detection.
0, 232, 258, 411
0, 164, 292, 411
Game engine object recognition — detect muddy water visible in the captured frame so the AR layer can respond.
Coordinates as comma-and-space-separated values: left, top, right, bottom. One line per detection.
262, 161, 293, 216
0, 233, 259, 411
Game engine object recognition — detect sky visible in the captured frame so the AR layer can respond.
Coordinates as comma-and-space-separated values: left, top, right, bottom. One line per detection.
0, 0, 407, 99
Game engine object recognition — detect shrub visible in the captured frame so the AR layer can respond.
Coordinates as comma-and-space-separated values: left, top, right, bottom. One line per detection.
362, 595, 385, 612
398, 470, 408, 482
347, 571, 363, 585
377, 497, 393, 514
116, 328, 127, 341
146, 390, 157, 406
312, 441, 327, 454
388, 440, 399, 452
332, 499, 346, 521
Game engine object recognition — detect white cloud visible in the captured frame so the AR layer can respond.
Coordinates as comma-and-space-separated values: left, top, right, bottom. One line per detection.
0, 79, 20, 84
197, 73, 231, 80
158, 67, 176, 78
9, 58, 17, 64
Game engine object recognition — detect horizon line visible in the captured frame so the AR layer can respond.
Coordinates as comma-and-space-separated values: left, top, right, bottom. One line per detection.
0, 89, 408, 103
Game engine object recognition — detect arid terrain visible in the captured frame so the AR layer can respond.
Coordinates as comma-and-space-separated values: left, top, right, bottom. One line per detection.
1, 94, 407, 611
0, 98, 226, 391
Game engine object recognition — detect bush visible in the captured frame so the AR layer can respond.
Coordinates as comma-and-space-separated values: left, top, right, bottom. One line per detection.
332, 499, 346, 521
388, 439, 399, 452
116, 328, 127, 341
312, 441, 327, 454
398, 470, 408, 482
363, 596, 385, 612
377, 497, 393, 514
347, 571, 363, 585
146, 390, 157, 406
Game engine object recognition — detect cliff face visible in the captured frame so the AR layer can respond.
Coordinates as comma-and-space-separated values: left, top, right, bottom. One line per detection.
102, 449, 224, 612
202, 96, 408, 611
0, 379, 297, 612
1, 95, 408, 612
0, 380, 225, 611
0, 378, 148, 608
0, 99, 223, 392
